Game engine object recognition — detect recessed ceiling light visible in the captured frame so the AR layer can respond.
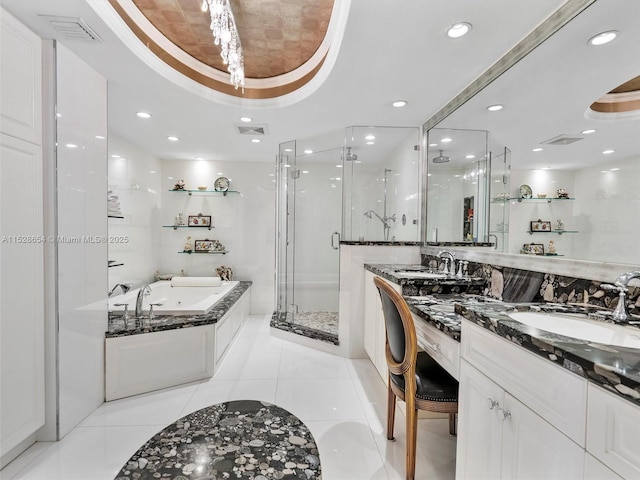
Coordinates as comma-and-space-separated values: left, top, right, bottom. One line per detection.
603, 149, 615, 154
365, 134, 376, 141
354, 160, 362, 164
542, 167, 550, 170
610, 167, 620, 171
284, 148, 293, 152
335, 164, 342, 168
366, 141, 375, 145
111, 154, 121, 158
302, 170, 309, 174
304, 149, 313, 154
251, 138, 261, 143
136, 111, 151, 119
95, 135, 105, 140
581, 129, 596, 134
532, 147, 543, 152
447, 22, 472, 39
167, 136, 179, 142
441, 137, 452, 143
588, 30, 618, 46
195, 157, 204, 161
66, 143, 78, 148
465, 154, 476, 159
428, 143, 438, 147
240, 116, 253, 122
392, 100, 407, 108
283, 164, 291, 168
487, 104, 503, 111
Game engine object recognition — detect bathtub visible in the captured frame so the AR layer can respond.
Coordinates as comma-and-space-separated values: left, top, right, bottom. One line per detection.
109, 280, 239, 315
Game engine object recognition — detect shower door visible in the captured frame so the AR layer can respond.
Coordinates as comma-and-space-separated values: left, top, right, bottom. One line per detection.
275, 141, 341, 338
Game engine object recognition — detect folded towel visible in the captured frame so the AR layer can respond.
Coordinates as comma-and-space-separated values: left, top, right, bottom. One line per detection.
171, 276, 221, 287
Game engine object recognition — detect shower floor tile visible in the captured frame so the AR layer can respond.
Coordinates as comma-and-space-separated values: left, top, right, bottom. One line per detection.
288, 311, 339, 336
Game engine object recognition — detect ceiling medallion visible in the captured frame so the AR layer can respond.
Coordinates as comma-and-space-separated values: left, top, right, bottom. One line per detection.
201, 0, 244, 90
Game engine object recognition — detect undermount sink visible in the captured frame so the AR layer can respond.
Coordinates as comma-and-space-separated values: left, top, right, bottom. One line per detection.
507, 311, 640, 349
394, 270, 446, 279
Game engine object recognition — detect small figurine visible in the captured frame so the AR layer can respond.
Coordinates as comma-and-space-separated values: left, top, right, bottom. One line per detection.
173, 179, 186, 190
556, 188, 569, 199
556, 219, 564, 231
216, 265, 233, 281
184, 235, 193, 252
548, 240, 556, 254
175, 212, 185, 226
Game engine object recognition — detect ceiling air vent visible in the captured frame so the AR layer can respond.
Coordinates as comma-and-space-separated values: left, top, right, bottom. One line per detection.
39, 15, 102, 42
541, 134, 585, 146
235, 124, 269, 135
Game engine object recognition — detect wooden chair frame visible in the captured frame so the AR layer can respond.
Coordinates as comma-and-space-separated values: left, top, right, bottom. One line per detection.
374, 276, 458, 480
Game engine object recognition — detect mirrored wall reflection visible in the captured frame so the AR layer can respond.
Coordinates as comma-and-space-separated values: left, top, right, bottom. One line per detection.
342, 126, 420, 242
426, 128, 490, 244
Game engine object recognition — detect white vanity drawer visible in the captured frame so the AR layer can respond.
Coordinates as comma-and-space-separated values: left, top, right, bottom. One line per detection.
587, 383, 640, 479
461, 319, 587, 446
413, 314, 460, 380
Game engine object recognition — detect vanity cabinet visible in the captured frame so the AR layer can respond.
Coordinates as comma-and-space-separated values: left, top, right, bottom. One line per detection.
457, 319, 587, 479
363, 270, 392, 380
586, 383, 640, 479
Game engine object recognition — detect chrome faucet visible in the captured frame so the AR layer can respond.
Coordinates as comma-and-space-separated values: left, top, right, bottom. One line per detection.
438, 250, 456, 275
135, 284, 152, 319
605, 271, 640, 323
108, 283, 132, 297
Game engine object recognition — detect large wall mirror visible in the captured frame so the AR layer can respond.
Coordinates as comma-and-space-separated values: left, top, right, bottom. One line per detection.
424, 0, 640, 267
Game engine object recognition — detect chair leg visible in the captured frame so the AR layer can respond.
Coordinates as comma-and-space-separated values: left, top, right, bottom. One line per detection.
386, 382, 396, 441
405, 405, 418, 480
449, 413, 457, 436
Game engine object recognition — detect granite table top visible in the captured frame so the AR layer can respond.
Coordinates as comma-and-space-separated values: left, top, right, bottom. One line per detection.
106, 281, 252, 339
115, 399, 321, 480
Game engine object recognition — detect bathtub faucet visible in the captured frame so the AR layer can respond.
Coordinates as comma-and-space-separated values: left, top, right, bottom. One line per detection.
135, 284, 152, 319
109, 283, 132, 297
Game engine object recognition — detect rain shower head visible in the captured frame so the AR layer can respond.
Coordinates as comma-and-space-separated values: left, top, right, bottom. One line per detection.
432, 150, 450, 163
343, 147, 358, 161
363, 210, 372, 218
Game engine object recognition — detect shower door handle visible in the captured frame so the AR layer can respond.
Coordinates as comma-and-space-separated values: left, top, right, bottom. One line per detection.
331, 231, 340, 250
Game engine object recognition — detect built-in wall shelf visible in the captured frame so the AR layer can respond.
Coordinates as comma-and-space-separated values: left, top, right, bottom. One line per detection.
163, 225, 214, 230
527, 230, 578, 235
179, 251, 228, 255
517, 197, 575, 203
169, 189, 240, 196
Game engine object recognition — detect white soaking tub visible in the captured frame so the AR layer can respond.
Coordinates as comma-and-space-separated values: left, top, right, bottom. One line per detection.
108, 279, 239, 316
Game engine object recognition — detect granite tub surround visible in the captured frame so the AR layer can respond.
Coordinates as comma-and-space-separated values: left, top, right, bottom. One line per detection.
106, 281, 252, 338
270, 311, 340, 345
116, 400, 321, 480
459, 301, 640, 407
340, 240, 422, 246
364, 263, 486, 296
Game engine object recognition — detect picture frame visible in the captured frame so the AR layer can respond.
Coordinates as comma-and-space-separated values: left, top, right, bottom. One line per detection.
530, 220, 551, 232
194, 239, 215, 252
188, 214, 211, 227
523, 243, 545, 255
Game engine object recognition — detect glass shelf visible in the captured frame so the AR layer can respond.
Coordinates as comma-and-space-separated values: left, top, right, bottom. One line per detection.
179, 250, 227, 255
163, 225, 214, 230
527, 230, 578, 235
108, 215, 124, 218
517, 197, 575, 203
108, 261, 124, 267
169, 189, 240, 196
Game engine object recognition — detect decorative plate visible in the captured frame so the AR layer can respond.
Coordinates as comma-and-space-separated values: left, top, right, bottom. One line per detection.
519, 184, 532, 199
214, 176, 230, 192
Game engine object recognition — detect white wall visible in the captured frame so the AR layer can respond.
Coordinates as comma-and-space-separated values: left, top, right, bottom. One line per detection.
55, 43, 108, 438
108, 134, 162, 289
159, 160, 275, 314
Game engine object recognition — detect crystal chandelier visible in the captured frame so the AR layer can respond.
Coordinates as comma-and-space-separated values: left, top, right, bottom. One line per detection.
201, 0, 245, 90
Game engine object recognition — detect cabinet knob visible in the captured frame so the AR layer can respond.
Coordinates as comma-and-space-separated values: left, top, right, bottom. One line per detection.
497, 407, 511, 421
428, 342, 441, 353
487, 398, 499, 410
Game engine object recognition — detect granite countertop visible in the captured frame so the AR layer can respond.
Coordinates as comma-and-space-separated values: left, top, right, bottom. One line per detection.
106, 281, 252, 338
365, 263, 486, 289
459, 302, 640, 408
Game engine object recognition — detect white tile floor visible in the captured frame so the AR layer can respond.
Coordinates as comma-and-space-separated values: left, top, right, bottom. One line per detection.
1, 315, 456, 480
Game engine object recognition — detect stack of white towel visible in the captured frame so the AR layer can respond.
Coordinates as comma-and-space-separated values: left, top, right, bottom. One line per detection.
108, 190, 122, 216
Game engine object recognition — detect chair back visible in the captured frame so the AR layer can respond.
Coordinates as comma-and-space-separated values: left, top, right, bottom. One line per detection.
374, 276, 417, 377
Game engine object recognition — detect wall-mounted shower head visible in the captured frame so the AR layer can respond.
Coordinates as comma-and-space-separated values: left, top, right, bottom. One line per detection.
363, 210, 373, 218
432, 150, 450, 163
343, 147, 358, 161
